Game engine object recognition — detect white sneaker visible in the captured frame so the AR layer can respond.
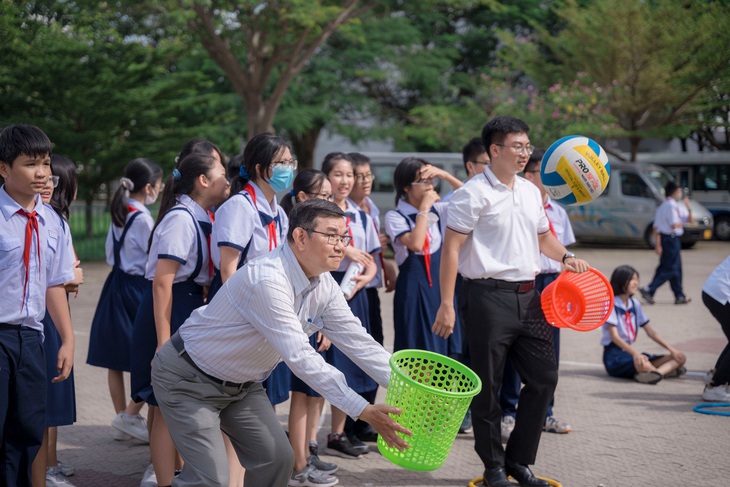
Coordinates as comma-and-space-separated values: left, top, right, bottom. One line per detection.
139, 464, 157, 487
702, 384, 730, 402
57, 462, 75, 477
543, 416, 572, 434
46, 467, 76, 487
113, 427, 132, 441
501, 415, 515, 443
704, 369, 716, 385
112, 413, 149, 443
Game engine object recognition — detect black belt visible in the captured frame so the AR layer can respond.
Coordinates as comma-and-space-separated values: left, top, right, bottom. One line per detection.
170, 333, 253, 390
471, 278, 535, 293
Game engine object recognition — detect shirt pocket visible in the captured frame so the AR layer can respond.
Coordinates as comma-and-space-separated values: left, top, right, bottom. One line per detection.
302, 316, 323, 336
0, 236, 22, 270
45, 232, 60, 267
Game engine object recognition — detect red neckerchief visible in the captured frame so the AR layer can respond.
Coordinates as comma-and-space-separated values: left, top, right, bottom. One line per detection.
345, 216, 354, 247
245, 183, 277, 251
17, 209, 41, 312
422, 227, 433, 287
624, 309, 636, 343
544, 202, 557, 237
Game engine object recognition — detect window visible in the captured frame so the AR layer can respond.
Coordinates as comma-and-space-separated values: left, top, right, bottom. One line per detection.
621, 172, 652, 198
371, 164, 396, 194
692, 166, 728, 191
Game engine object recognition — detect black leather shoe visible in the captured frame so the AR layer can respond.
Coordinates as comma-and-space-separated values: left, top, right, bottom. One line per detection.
483, 467, 512, 487
505, 462, 549, 486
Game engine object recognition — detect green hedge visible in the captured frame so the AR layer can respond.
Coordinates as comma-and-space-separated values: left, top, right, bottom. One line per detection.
68, 203, 159, 261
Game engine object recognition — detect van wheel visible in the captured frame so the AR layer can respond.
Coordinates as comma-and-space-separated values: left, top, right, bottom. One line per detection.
644, 225, 656, 249
715, 215, 730, 241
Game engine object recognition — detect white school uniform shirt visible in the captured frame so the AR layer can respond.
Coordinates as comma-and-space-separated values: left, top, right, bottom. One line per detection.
348, 196, 384, 288
385, 200, 447, 266
179, 243, 391, 419
336, 199, 381, 273
211, 182, 289, 269
540, 197, 576, 274
653, 197, 684, 236
146, 194, 213, 286
703, 255, 730, 305
446, 166, 550, 282
0, 188, 75, 333
104, 198, 154, 276
600, 296, 650, 347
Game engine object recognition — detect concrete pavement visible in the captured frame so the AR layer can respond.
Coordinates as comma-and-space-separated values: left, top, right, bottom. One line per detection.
56, 242, 730, 486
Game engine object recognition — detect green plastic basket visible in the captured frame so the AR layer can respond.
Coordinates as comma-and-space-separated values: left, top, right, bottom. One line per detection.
377, 349, 482, 471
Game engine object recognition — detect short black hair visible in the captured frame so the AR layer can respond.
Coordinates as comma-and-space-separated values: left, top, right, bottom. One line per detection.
287, 198, 345, 243
321, 152, 354, 175
664, 181, 680, 197
610, 265, 639, 296
481, 117, 530, 160
523, 148, 545, 174
0, 124, 52, 166
462, 137, 486, 170
348, 152, 371, 169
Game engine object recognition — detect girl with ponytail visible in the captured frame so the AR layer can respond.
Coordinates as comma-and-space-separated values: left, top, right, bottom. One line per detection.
87, 158, 163, 445
209, 132, 294, 422
130, 144, 229, 487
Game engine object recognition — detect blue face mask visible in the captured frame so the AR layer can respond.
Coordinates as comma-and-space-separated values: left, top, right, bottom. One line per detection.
269, 165, 295, 192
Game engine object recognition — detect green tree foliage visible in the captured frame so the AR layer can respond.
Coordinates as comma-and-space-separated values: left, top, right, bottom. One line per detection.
0, 1, 240, 235
501, 0, 730, 160
0, 4, 238, 189
397, 67, 619, 152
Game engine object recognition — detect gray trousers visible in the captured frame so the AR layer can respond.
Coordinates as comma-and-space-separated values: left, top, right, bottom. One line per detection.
151, 340, 294, 487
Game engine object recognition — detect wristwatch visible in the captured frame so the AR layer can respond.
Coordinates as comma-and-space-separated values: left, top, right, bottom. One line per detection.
562, 252, 576, 264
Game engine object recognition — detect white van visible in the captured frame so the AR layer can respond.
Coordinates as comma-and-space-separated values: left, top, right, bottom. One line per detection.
631, 151, 730, 241
363, 152, 465, 214
561, 163, 713, 248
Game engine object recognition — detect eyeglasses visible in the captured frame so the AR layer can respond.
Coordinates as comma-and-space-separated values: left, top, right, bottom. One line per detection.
411, 178, 436, 186
355, 173, 375, 183
50, 175, 60, 188
307, 192, 333, 201
310, 230, 352, 246
496, 143, 535, 155
271, 159, 298, 169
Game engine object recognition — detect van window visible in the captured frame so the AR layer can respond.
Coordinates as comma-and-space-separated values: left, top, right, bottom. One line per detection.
621, 173, 652, 198
693, 165, 727, 191
372, 164, 396, 194
642, 168, 672, 195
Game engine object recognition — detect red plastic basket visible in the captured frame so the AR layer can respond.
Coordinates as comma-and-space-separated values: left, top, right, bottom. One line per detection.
541, 268, 614, 332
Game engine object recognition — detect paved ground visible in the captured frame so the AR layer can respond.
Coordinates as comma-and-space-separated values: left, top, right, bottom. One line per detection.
55, 241, 730, 487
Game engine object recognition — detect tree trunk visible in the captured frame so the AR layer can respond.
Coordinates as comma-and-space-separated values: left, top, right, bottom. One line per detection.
629, 136, 641, 162
84, 197, 94, 239
290, 126, 323, 170
246, 98, 276, 139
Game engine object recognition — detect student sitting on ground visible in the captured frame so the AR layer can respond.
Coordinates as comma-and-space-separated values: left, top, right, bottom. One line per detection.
601, 265, 687, 385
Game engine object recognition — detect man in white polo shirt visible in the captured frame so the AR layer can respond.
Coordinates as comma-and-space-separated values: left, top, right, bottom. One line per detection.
432, 117, 590, 487
151, 199, 411, 487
